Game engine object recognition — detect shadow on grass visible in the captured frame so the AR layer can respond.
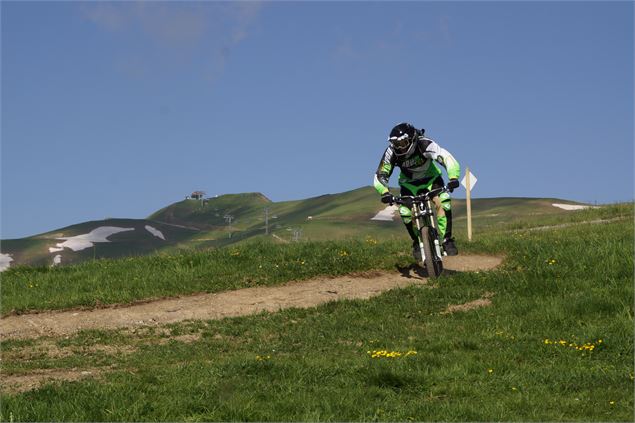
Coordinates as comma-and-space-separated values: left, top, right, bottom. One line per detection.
395, 263, 459, 279
367, 368, 418, 390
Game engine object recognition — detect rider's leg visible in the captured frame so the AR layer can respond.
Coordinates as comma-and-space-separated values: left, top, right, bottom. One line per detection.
440, 193, 457, 255
399, 185, 419, 242
430, 176, 457, 255
433, 195, 447, 238
399, 203, 422, 261
439, 187, 458, 255
439, 191, 452, 240
399, 205, 418, 242
399, 185, 422, 261
430, 177, 447, 239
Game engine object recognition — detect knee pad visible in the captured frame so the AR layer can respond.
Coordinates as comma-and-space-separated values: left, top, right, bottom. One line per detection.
399, 205, 412, 224
440, 192, 452, 212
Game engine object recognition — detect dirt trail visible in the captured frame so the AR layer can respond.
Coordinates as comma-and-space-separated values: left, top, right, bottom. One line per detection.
0, 255, 502, 340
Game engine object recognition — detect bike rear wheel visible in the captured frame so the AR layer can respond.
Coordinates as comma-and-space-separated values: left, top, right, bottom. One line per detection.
420, 227, 443, 277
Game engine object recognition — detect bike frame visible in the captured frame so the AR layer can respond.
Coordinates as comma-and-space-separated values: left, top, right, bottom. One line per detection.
393, 186, 448, 264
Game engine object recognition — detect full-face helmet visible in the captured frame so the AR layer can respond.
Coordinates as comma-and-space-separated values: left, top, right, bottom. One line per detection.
388, 122, 419, 156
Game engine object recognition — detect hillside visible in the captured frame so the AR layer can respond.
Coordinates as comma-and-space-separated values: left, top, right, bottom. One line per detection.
0, 187, 595, 270
1, 203, 632, 421
0, 219, 198, 269
148, 192, 272, 230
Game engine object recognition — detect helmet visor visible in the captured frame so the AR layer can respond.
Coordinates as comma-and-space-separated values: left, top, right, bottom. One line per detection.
389, 134, 412, 153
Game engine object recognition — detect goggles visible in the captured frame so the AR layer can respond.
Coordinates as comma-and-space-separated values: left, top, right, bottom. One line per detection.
389, 134, 412, 151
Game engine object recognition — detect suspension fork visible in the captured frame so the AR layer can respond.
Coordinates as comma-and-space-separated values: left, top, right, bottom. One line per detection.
426, 197, 445, 258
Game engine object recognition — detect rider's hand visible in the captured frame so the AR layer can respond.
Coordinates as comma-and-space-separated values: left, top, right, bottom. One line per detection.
381, 192, 394, 204
447, 178, 460, 192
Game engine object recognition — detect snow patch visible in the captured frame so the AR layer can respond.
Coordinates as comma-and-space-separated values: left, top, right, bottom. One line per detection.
371, 205, 399, 221
49, 246, 64, 253
0, 253, 13, 272
552, 203, 596, 211
52, 255, 62, 266
53, 226, 135, 252
145, 225, 166, 240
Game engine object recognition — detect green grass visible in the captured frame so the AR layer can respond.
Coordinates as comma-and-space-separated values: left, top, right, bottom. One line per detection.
1, 204, 633, 421
1, 238, 410, 314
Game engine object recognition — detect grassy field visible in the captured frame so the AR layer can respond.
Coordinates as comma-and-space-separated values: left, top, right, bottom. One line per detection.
1, 239, 411, 314
1, 204, 633, 421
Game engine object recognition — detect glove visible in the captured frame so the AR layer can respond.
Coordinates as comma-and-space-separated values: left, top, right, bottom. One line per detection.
381, 192, 394, 204
447, 178, 460, 193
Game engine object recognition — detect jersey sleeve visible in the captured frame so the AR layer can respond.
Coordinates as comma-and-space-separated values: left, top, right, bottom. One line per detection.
422, 140, 461, 180
373, 147, 396, 195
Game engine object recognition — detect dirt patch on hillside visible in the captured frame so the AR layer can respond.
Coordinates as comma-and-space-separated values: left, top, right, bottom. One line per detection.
0, 255, 502, 341
441, 291, 495, 315
2, 366, 114, 394
1, 332, 204, 394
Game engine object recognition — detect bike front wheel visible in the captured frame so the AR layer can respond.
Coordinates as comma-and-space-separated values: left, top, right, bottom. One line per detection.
420, 227, 443, 277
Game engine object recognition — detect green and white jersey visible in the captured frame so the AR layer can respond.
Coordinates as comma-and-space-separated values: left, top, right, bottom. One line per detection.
373, 136, 460, 195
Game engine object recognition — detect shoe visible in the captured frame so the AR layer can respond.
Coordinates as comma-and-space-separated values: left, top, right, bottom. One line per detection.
412, 241, 422, 261
443, 237, 458, 256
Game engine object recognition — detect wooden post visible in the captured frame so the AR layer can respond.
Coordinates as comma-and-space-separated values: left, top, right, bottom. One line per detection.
466, 167, 472, 241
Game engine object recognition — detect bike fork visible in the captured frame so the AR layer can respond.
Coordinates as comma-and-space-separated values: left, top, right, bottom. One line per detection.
413, 213, 426, 262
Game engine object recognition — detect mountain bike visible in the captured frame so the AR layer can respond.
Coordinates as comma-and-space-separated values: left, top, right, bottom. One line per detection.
391, 186, 449, 277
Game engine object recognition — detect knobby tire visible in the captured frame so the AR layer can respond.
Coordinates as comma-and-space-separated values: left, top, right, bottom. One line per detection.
420, 227, 443, 277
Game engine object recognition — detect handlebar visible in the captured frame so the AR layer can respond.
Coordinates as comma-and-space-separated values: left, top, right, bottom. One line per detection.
391, 186, 449, 206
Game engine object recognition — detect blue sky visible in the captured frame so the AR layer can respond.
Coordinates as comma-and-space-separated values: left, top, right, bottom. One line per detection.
1, 1, 633, 239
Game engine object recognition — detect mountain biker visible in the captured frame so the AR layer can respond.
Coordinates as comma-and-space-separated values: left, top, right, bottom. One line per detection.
373, 122, 461, 257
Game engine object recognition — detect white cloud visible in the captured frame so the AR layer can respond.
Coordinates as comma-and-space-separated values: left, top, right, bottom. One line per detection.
134, 2, 207, 46
79, 1, 264, 81
332, 20, 411, 63
80, 2, 129, 32
230, 1, 263, 43
80, 2, 207, 46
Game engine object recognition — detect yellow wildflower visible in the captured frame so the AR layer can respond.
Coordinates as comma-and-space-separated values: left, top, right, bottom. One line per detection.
368, 349, 417, 359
